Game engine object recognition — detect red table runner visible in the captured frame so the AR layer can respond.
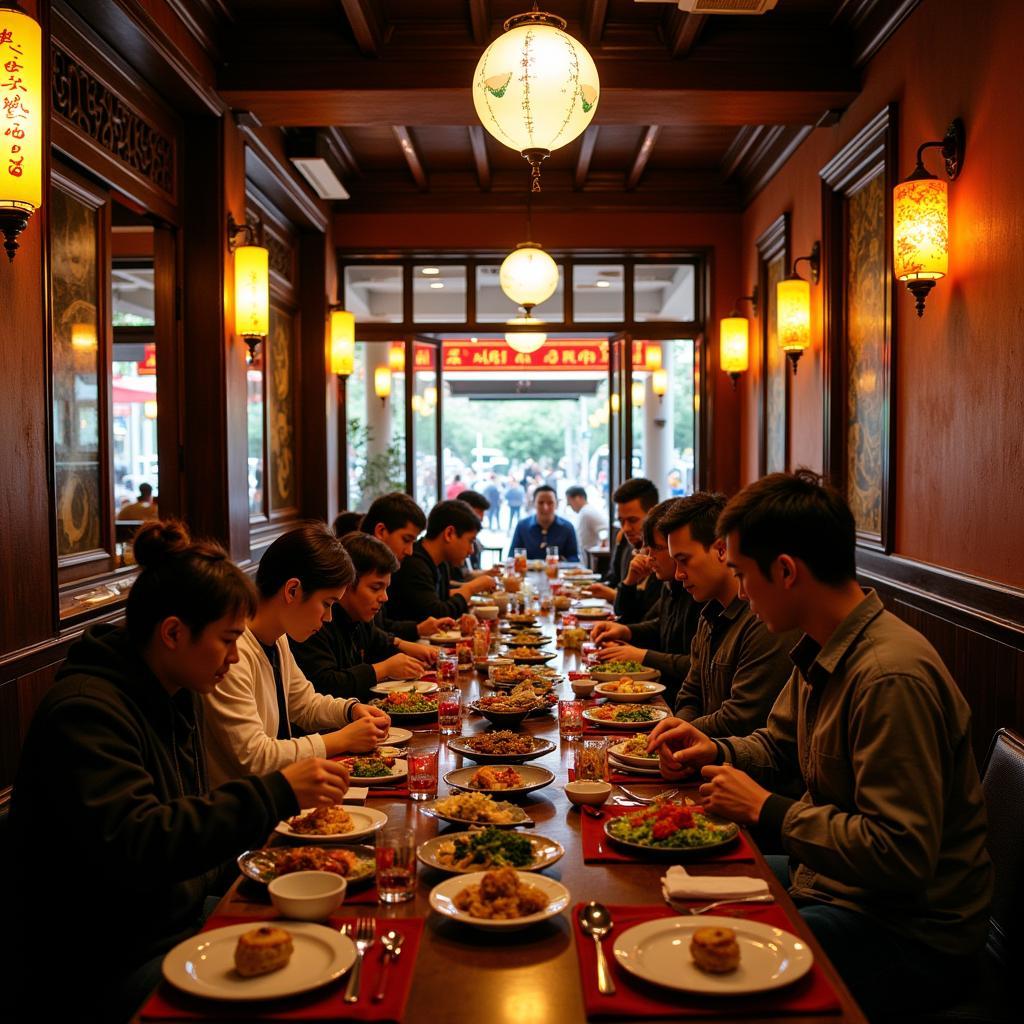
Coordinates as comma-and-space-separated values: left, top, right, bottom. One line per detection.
140, 914, 423, 1022
580, 804, 755, 864
571, 902, 841, 1019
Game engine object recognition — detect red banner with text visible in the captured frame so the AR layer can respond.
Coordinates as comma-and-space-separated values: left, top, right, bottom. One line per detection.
406, 340, 651, 373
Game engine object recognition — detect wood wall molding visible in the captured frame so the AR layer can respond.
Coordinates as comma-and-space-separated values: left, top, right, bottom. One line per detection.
755, 213, 789, 477
723, 124, 814, 206
833, 0, 923, 69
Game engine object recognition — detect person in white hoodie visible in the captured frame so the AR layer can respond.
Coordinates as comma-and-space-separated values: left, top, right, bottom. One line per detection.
204, 521, 391, 786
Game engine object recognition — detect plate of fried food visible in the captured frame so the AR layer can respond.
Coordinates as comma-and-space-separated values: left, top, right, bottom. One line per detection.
505, 646, 557, 665
502, 613, 538, 627
488, 663, 559, 689
583, 703, 669, 730
593, 678, 666, 703
237, 844, 376, 887
608, 733, 664, 770
419, 791, 533, 829
573, 605, 614, 620
443, 763, 555, 797
336, 754, 408, 785
470, 692, 544, 727
447, 731, 556, 764
417, 828, 564, 874
274, 805, 389, 843
429, 867, 570, 931
502, 633, 549, 648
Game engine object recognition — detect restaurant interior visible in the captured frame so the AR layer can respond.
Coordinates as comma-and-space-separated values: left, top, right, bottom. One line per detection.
2, 1, 1023, 1022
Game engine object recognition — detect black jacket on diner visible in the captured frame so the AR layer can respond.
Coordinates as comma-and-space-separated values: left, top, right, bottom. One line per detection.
290, 606, 395, 701
8, 625, 298, 1020
627, 580, 705, 703
385, 539, 468, 622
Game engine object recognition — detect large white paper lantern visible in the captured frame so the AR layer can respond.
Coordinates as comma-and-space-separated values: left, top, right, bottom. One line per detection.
504, 316, 547, 354
500, 242, 559, 310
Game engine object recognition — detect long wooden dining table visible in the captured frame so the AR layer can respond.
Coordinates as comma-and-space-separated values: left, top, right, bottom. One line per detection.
141, 582, 868, 1024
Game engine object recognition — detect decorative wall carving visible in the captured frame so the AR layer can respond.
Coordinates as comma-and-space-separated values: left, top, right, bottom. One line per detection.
51, 45, 175, 198
756, 214, 789, 476
268, 305, 297, 512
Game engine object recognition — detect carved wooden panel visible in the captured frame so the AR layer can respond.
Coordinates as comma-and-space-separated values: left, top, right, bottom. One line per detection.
756, 214, 789, 476
268, 304, 298, 513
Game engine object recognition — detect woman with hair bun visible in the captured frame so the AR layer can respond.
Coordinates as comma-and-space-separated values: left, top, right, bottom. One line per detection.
10, 520, 352, 1023
202, 521, 392, 786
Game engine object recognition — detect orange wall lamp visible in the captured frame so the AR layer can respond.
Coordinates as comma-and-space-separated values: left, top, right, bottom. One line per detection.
893, 119, 965, 317
776, 243, 819, 375
228, 213, 269, 363
719, 288, 758, 389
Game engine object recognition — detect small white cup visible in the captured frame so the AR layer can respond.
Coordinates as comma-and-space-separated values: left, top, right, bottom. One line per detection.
268, 870, 346, 920
474, 604, 499, 620
564, 780, 612, 807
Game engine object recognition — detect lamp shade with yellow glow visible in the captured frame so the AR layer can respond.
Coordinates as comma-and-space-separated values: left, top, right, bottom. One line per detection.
329, 310, 355, 377
652, 368, 668, 400
644, 345, 662, 371
234, 244, 269, 362
143, 400, 158, 420
504, 315, 547, 354
499, 243, 559, 310
473, 10, 599, 190
0, 5, 42, 263
609, 392, 621, 415
373, 366, 391, 403
893, 171, 948, 317
631, 381, 645, 408
776, 276, 811, 373
719, 314, 750, 386
388, 343, 406, 373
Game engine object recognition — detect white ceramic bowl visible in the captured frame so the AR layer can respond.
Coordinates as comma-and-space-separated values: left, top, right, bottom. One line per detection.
570, 678, 598, 697
564, 780, 612, 807
268, 870, 346, 920
474, 605, 499, 620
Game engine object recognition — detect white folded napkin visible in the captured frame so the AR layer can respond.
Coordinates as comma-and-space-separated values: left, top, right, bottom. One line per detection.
341, 786, 369, 804
661, 865, 771, 901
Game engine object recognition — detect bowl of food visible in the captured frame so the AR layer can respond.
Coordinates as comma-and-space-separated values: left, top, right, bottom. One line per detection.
582, 704, 669, 730
604, 802, 739, 856
564, 780, 612, 807
470, 693, 542, 728
268, 870, 346, 920
369, 691, 439, 722
568, 673, 598, 698
443, 763, 555, 798
608, 733, 662, 770
505, 646, 556, 666
593, 679, 666, 703
420, 791, 532, 828
473, 604, 499, 620
417, 829, 564, 874
589, 661, 661, 682
238, 845, 376, 888
429, 867, 570, 931
447, 731, 556, 764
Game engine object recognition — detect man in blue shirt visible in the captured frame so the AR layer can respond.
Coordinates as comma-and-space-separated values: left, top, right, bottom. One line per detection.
508, 485, 579, 561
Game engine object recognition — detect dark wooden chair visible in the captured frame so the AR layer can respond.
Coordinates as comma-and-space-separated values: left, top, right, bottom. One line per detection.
910, 727, 1023, 1023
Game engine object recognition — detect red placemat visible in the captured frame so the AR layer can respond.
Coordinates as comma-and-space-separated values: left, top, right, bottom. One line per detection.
572, 902, 841, 1019
569, 768, 671, 785
238, 878, 381, 907
580, 804, 755, 864
140, 914, 424, 1022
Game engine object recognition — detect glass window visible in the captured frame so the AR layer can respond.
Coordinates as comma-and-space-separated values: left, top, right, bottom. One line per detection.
267, 305, 298, 512
573, 264, 624, 322
413, 264, 466, 323
344, 265, 403, 323
634, 264, 696, 322
111, 264, 155, 326
475, 262, 564, 323
247, 358, 264, 515
413, 342, 439, 509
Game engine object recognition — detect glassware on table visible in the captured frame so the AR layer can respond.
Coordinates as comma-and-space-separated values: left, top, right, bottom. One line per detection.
559, 699, 585, 740
436, 650, 458, 686
407, 747, 439, 801
487, 659, 513, 687
501, 572, 522, 594
562, 611, 578, 629
376, 825, 417, 903
437, 686, 463, 736
549, 579, 563, 596
581, 640, 599, 667
539, 593, 553, 613
513, 547, 528, 574
545, 547, 559, 578
573, 737, 609, 782
472, 625, 491, 660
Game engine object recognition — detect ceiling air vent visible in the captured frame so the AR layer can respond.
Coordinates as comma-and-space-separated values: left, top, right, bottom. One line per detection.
634, 0, 779, 13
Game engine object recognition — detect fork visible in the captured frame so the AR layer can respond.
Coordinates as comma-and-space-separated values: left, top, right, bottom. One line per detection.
343, 916, 376, 1003
614, 785, 679, 804
670, 894, 775, 915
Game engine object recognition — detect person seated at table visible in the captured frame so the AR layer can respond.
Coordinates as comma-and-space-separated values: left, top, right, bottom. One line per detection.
590, 498, 704, 705
648, 472, 992, 1020
450, 489, 490, 581
9, 520, 352, 1023
508, 484, 579, 562
203, 522, 391, 787
565, 484, 606, 567
386, 498, 495, 622
332, 509, 363, 536
586, 477, 661, 621
117, 480, 159, 520
360, 492, 461, 640
290, 532, 437, 701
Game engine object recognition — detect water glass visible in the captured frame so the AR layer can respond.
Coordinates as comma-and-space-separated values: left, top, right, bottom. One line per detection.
472, 625, 491, 661
559, 699, 585, 740
545, 547, 559, 578
436, 649, 458, 685
376, 826, 417, 903
574, 737, 609, 782
407, 747, 439, 801
513, 547, 528, 574
437, 686, 462, 736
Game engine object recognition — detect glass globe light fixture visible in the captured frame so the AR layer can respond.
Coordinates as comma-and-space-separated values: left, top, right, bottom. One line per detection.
504, 315, 547, 354
499, 242, 559, 310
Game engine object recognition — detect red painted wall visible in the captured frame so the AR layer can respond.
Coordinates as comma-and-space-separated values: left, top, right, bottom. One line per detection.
738, 0, 1024, 588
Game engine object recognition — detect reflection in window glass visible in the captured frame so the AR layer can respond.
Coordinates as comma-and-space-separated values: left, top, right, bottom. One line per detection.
413, 265, 466, 323
247, 357, 264, 515
475, 263, 564, 323
344, 265, 403, 323
268, 306, 297, 511
573, 264, 624, 322
634, 264, 696, 322
413, 342, 438, 509
112, 264, 155, 326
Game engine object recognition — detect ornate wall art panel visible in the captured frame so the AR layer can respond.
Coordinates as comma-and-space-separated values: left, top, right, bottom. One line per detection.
756, 214, 789, 476
51, 185, 102, 558
268, 305, 297, 512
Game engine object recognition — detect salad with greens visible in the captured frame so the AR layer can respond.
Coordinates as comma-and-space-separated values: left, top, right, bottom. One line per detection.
435, 827, 535, 870
371, 691, 438, 715
607, 803, 738, 850
599, 660, 646, 674
345, 756, 396, 778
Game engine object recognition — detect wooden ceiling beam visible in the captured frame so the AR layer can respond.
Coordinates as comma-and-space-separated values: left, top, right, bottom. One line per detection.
324, 126, 360, 177
626, 125, 660, 192
583, 0, 608, 47
574, 126, 599, 191
468, 0, 490, 46
393, 126, 429, 191
665, 11, 706, 58
339, 0, 385, 58
468, 125, 491, 191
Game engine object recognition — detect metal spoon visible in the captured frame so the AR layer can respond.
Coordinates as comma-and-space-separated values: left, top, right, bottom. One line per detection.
578, 901, 616, 995
372, 930, 404, 1003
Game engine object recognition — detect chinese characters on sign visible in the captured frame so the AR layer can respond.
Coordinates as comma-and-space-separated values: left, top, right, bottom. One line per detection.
410, 340, 651, 372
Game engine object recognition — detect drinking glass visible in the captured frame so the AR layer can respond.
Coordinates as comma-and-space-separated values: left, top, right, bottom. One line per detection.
437, 686, 463, 736
581, 641, 599, 667
513, 547, 528, 574
545, 547, 559, 578
559, 699, 585, 740
501, 572, 521, 594
436, 650, 458, 686
472, 625, 491, 661
407, 747, 439, 801
549, 579, 563, 597
487, 659, 513, 687
376, 826, 417, 903
574, 737, 609, 782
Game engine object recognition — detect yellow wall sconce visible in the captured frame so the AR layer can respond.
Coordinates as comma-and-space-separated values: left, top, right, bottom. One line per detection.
651, 368, 668, 402
373, 365, 391, 404
893, 119, 965, 316
719, 288, 758, 389
329, 309, 355, 377
388, 343, 406, 374
777, 243, 819, 374
228, 213, 269, 364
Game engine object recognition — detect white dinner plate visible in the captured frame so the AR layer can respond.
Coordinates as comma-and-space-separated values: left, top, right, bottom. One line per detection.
429, 870, 570, 930
608, 751, 663, 776
593, 680, 666, 703
162, 921, 356, 1001
380, 727, 413, 746
443, 763, 555, 797
582, 706, 668, 730
416, 833, 565, 874
369, 680, 439, 696
613, 915, 813, 995
337, 757, 408, 786
427, 631, 464, 644
274, 805, 388, 843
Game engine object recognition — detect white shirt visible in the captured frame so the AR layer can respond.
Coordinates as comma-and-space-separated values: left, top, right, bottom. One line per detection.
574, 503, 606, 554
203, 627, 358, 786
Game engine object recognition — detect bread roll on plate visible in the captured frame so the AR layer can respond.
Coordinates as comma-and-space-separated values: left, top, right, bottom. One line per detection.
690, 926, 740, 974
234, 925, 294, 977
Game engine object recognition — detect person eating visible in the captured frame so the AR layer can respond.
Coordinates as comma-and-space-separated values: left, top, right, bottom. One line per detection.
508, 484, 579, 562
